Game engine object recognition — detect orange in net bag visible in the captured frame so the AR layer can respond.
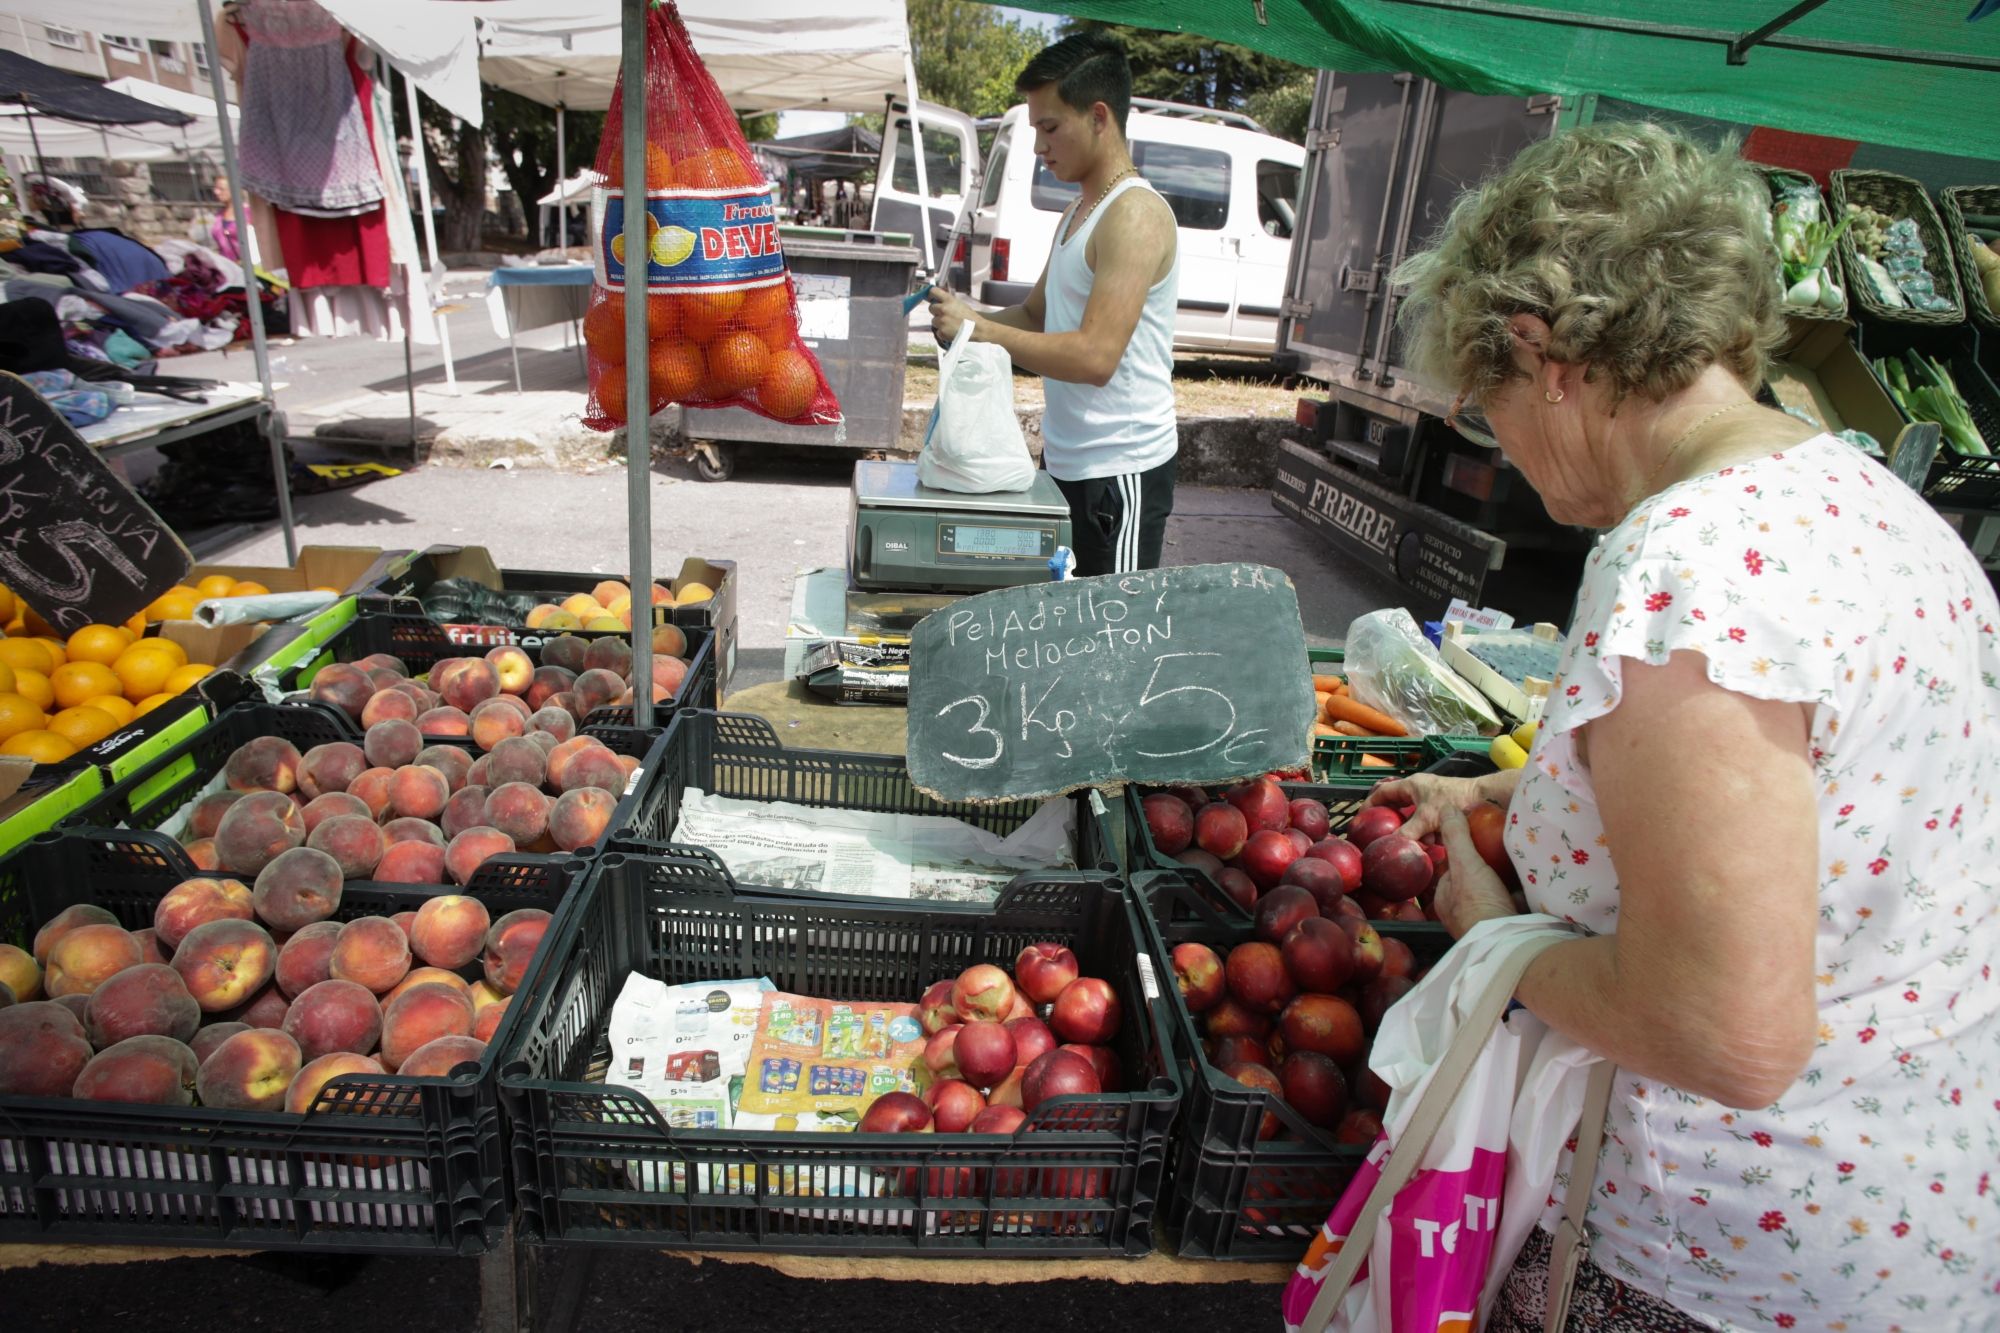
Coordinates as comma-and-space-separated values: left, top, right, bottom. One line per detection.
582, 2, 838, 431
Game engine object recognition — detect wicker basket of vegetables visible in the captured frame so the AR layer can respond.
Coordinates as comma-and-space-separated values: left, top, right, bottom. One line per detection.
1939, 185, 2000, 333
1758, 166, 1848, 321
1830, 170, 1966, 327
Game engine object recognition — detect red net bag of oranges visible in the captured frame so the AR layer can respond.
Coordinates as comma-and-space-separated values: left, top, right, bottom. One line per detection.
581, 2, 838, 431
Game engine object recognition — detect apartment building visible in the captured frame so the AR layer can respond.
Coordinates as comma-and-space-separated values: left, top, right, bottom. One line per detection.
0, 18, 217, 98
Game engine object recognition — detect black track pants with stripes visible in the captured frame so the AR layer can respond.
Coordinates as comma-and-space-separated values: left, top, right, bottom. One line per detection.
1050, 456, 1177, 577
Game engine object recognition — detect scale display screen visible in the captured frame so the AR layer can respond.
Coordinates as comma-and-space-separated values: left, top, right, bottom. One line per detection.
939, 523, 1049, 559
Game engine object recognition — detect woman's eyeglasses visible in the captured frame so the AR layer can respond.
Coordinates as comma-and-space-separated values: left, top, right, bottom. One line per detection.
1445, 390, 1498, 450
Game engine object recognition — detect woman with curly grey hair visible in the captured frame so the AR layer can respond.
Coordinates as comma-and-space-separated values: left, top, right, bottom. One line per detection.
1366, 123, 2000, 1331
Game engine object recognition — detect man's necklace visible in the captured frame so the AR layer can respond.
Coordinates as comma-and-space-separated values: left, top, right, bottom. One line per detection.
1070, 165, 1135, 238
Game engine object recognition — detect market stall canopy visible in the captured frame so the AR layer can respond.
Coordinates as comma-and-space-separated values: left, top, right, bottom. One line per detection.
0, 77, 236, 164
535, 167, 597, 207
754, 124, 882, 181
1002, 0, 1999, 158
0, 0, 484, 127
474, 0, 912, 112
0, 49, 193, 126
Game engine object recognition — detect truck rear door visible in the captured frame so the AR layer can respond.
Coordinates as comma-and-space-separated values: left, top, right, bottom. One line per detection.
872, 99, 978, 273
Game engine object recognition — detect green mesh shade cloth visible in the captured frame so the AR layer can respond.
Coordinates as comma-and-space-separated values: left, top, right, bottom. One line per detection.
1001, 1, 1998, 158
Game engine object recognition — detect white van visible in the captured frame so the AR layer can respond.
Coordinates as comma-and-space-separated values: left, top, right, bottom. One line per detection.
873, 98, 1305, 357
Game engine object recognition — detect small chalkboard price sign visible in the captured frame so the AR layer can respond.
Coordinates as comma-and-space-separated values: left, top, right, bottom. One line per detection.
0, 371, 191, 636
908, 563, 1316, 801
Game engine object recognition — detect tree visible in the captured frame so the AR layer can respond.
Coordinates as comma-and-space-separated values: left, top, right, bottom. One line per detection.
1055, 18, 1302, 119
908, 0, 1045, 117
1246, 72, 1314, 143
737, 111, 779, 143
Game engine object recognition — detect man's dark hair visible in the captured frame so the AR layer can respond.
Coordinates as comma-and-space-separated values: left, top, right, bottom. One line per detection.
1015, 31, 1132, 134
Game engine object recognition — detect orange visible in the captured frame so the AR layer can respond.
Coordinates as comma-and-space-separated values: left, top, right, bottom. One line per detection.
18, 605, 53, 638
674, 146, 757, 191
163, 663, 213, 695
137, 636, 188, 668
1, 730, 75, 764
145, 586, 201, 622
0, 639, 52, 675
66, 624, 129, 667
736, 282, 790, 336
0, 661, 12, 696
47, 705, 117, 748
756, 306, 800, 354
757, 350, 819, 420
195, 574, 238, 600
11, 668, 52, 711
596, 364, 629, 424
34, 637, 65, 668
51, 661, 119, 710
649, 340, 705, 404
231, 581, 270, 597
674, 289, 746, 345
112, 645, 178, 700
582, 299, 629, 365
707, 331, 771, 396
0, 693, 46, 742
124, 611, 147, 637
0, 585, 13, 624
133, 692, 175, 717
81, 695, 134, 725
604, 142, 674, 192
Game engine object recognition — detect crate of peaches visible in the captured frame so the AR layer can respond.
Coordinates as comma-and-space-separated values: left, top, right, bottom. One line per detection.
0, 773, 570, 1251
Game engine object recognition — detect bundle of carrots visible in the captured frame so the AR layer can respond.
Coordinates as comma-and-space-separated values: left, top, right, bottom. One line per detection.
1310, 674, 1406, 767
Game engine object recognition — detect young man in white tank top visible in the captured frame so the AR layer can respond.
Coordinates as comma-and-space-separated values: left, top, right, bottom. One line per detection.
926, 33, 1180, 576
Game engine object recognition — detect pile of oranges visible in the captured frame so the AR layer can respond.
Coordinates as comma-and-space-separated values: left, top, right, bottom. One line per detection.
0, 576, 252, 766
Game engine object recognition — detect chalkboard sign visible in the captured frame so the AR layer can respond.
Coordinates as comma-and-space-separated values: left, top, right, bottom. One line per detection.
0, 372, 191, 635
907, 563, 1315, 801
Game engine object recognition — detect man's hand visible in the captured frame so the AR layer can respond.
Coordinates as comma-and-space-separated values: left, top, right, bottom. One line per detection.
927, 286, 975, 346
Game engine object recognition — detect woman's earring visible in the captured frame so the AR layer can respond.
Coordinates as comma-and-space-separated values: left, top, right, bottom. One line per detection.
1544, 389, 1564, 404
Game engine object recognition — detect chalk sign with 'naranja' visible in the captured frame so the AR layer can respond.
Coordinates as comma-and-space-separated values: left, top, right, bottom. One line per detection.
907, 563, 1316, 801
0, 371, 192, 635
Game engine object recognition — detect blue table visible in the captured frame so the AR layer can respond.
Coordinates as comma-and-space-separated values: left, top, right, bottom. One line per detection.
486, 264, 594, 393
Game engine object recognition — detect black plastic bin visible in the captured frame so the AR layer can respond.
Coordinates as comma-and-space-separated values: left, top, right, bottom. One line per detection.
1857, 322, 2000, 510
0, 827, 578, 1253
1134, 871, 1454, 1261
495, 857, 1180, 1255
607, 709, 1114, 895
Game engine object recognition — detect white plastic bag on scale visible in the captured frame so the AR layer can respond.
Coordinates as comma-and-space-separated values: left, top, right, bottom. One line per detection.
917, 320, 1034, 493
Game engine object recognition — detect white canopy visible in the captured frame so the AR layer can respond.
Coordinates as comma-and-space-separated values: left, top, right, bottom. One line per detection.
476, 0, 912, 113
0, 77, 235, 166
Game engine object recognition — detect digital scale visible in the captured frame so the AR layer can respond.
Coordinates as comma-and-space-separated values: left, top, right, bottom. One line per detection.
849, 460, 1073, 593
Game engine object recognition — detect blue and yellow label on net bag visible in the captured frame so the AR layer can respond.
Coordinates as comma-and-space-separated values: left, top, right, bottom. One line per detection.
593, 186, 784, 293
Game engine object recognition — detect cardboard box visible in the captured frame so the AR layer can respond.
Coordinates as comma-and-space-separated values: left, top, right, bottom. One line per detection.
1768, 319, 1902, 455
186, 546, 387, 596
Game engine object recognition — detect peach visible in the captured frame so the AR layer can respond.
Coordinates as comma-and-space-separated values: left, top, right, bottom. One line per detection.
651, 623, 688, 658
354, 653, 408, 677
0, 942, 42, 1001
213, 790, 305, 876
397, 1034, 486, 1079
386, 764, 450, 822
556, 746, 626, 796
298, 742, 368, 800
0, 1002, 94, 1095
416, 745, 473, 792
541, 634, 589, 675
33, 902, 120, 964
189, 1020, 251, 1064
560, 593, 604, 622
46, 924, 143, 998
195, 1028, 301, 1110
223, 735, 302, 795
438, 783, 487, 839
282, 978, 382, 1060
187, 791, 243, 839
367, 668, 406, 694
526, 666, 576, 710
384, 966, 472, 1007
302, 791, 372, 834
276, 920, 342, 998
483, 908, 551, 995
391, 910, 418, 940
650, 655, 690, 696
328, 917, 410, 994
549, 787, 618, 852
309, 663, 373, 719
485, 646, 534, 696
469, 698, 525, 752
379, 982, 474, 1071
482, 782, 551, 846
526, 707, 575, 742
485, 736, 546, 789
155, 872, 258, 944
525, 731, 560, 758
382, 817, 446, 848
229, 982, 291, 1029
360, 689, 419, 729
466, 755, 492, 786
285, 1051, 385, 1114
364, 718, 423, 771
436, 658, 499, 714
416, 706, 471, 737
468, 980, 505, 1013
182, 839, 222, 872
524, 603, 563, 630
471, 997, 509, 1042
591, 579, 630, 606
572, 669, 625, 717
347, 767, 395, 819
547, 691, 581, 721
305, 815, 387, 880
375, 841, 447, 885
543, 736, 604, 790
445, 827, 515, 887
172, 919, 276, 1012
75, 1034, 199, 1105
253, 846, 346, 929
496, 694, 533, 721
51, 993, 90, 1026
615, 754, 642, 782
582, 636, 632, 677
85, 963, 199, 1046
134, 928, 171, 967
408, 895, 492, 970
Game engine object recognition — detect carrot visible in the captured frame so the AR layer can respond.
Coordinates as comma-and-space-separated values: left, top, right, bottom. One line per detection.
1311, 721, 1340, 737
1321, 693, 1407, 736
1331, 720, 1369, 736
1359, 754, 1395, 769
1313, 676, 1340, 694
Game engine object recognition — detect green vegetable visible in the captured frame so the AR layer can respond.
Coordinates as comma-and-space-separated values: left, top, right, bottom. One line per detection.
1874, 351, 1990, 457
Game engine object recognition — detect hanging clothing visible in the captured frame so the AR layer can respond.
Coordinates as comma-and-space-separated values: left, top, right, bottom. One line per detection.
273, 208, 390, 291
234, 0, 385, 215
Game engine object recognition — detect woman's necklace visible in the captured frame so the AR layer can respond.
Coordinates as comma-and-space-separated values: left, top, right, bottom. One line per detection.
1635, 400, 1759, 505
1068, 164, 1135, 240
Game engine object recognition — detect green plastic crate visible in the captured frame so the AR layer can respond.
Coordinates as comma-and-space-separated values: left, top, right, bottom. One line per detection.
0, 764, 101, 912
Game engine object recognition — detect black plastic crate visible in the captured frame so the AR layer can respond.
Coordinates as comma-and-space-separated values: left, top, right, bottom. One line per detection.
606, 709, 1114, 895
0, 827, 579, 1253
268, 617, 718, 725
1857, 322, 2000, 510
1133, 871, 1454, 1261
495, 857, 1181, 1256
364, 553, 734, 637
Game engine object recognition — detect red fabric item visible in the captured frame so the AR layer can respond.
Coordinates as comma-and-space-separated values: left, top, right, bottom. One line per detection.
1742, 127, 1860, 191
270, 37, 390, 291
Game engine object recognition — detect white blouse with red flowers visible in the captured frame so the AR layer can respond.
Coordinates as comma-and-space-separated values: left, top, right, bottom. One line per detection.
1506, 436, 2000, 1331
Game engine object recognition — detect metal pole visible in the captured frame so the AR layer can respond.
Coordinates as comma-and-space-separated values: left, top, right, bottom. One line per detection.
198, 0, 294, 564
900, 54, 934, 268
21, 104, 47, 212
402, 71, 458, 394
622, 0, 651, 729
555, 99, 567, 260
